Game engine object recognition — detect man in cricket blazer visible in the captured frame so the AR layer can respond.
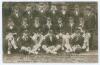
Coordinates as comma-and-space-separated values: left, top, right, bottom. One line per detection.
42, 30, 61, 54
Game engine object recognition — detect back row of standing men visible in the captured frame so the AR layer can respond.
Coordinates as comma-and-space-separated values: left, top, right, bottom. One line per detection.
6, 3, 97, 34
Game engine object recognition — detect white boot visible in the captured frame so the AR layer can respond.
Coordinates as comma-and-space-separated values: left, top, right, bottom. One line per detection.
86, 46, 89, 52
34, 51, 38, 55
51, 51, 57, 54
8, 51, 11, 54
65, 50, 70, 53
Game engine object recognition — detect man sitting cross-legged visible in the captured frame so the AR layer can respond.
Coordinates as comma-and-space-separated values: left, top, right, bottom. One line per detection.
30, 32, 44, 54
20, 30, 32, 54
42, 30, 61, 54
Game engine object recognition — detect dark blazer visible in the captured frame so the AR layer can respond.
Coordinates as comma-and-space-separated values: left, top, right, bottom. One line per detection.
43, 34, 58, 46
71, 35, 84, 46
54, 23, 65, 34
43, 24, 55, 35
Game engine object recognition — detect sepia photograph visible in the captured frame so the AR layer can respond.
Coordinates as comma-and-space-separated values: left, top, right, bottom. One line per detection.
2, 2, 98, 63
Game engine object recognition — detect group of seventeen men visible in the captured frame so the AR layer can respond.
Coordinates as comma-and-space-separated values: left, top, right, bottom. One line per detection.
4, 3, 97, 54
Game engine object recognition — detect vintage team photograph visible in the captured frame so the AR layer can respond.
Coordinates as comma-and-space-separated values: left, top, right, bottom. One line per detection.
2, 2, 98, 63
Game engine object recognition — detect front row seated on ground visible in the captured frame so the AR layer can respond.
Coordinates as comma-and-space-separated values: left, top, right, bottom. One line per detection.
5, 30, 91, 54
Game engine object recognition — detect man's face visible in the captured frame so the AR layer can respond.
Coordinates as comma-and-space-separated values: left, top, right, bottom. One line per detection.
75, 7, 79, 11
14, 9, 18, 13
23, 21, 27, 25
58, 18, 62, 24
14, 9, 19, 17
79, 17, 84, 24
51, 5, 57, 14
26, 6, 31, 11
61, 6, 67, 14
76, 31, 81, 36
8, 19, 14, 29
84, 6, 92, 16
23, 32, 28, 38
74, 5, 79, 16
66, 33, 69, 35
26, 6, 32, 14
62, 5, 67, 10
38, 3, 46, 13
39, 6, 44, 13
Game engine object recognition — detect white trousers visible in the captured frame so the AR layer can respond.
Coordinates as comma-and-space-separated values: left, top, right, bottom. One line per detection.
42, 45, 61, 54
8, 39, 18, 51
82, 41, 89, 52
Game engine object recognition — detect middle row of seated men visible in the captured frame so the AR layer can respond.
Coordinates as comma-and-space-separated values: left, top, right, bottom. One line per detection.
7, 16, 85, 35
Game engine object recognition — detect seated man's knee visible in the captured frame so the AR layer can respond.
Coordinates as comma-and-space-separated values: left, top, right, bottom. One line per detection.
42, 45, 47, 49
57, 45, 61, 48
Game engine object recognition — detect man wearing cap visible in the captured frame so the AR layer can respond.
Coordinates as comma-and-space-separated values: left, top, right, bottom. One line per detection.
84, 5, 97, 49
